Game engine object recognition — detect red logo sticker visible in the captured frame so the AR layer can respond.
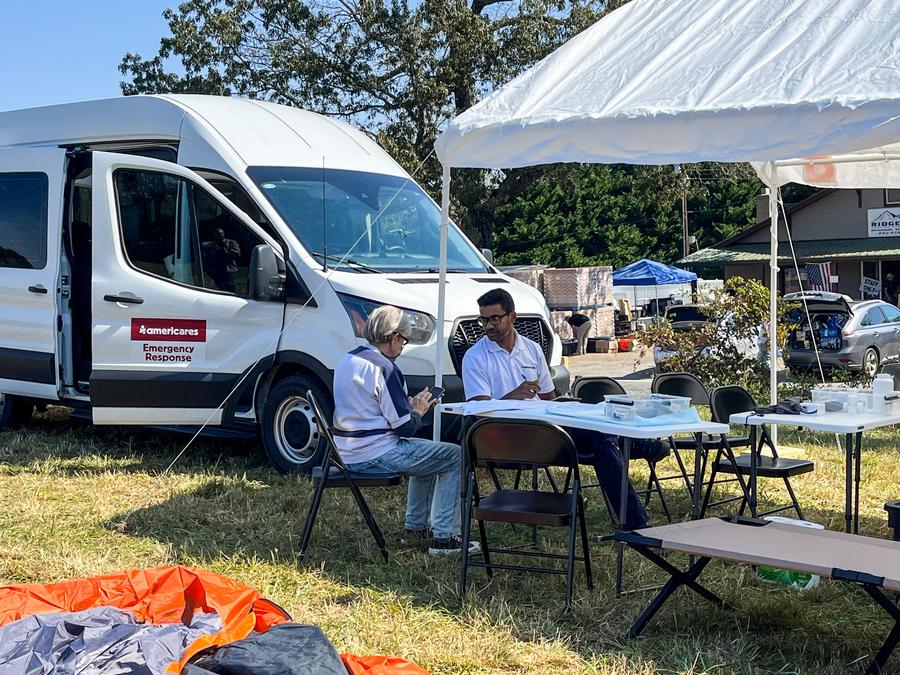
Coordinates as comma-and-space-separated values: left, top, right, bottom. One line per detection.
131, 318, 207, 342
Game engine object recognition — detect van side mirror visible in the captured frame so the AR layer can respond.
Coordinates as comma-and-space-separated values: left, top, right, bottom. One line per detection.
481, 248, 494, 264
249, 244, 285, 302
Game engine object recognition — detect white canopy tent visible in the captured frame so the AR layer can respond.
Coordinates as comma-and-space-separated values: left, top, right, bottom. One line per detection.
431, 0, 900, 424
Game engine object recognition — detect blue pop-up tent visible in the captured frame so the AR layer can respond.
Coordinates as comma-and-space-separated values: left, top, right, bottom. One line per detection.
613, 259, 697, 317
612, 259, 697, 286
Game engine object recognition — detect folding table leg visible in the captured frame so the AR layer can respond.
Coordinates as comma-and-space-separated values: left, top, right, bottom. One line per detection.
845, 432, 854, 533
615, 438, 632, 597
854, 432, 863, 534
691, 432, 704, 520
624, 548, 720, 638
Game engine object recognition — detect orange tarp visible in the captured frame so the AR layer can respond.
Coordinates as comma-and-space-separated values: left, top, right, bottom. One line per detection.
0, 565, 289, 673
342, 654, 431, 674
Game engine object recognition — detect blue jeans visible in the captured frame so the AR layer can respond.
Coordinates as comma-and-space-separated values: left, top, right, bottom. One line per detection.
347, 438, 462, 539
565, 427, 651, 530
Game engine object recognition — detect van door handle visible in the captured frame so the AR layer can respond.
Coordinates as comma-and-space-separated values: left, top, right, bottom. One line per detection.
27, 285, 48, 294
104, 294, 144, 305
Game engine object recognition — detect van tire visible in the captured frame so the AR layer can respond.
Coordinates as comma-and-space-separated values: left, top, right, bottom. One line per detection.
0, 394, 33, 431
260, 374, 331, 474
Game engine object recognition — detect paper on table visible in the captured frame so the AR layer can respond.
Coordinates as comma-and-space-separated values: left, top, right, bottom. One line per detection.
545, 402, 608, 419
547, 402, 701, 426
462, 399, 551, 415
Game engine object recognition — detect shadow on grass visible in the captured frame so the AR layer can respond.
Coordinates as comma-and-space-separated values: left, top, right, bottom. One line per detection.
0, 406, 268, 477
107, 466, 896, 675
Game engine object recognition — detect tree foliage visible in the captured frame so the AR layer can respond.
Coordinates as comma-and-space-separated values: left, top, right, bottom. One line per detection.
641, 277, 776, 402
121, 0, 773, 268
120, 0, 616, 233
490, 163, 760, 267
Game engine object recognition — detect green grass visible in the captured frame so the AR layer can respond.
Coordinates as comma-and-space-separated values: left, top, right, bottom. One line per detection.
0, 409, 898, 674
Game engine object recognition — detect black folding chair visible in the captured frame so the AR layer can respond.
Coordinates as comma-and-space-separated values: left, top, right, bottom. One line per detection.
651, 372, 734, 501
701, 385, 815, 519
460, 419, 593, 612
572, 376, 672, 521
298, 390, 403, 562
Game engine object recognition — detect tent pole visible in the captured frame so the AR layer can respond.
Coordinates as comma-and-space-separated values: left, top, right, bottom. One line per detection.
767, 179, 780, 411
433, 165, 451, 441
655, 283, 659, 318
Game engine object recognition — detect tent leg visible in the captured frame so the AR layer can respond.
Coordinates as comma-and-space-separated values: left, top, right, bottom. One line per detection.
766, 180, 780, 446
433, 166, 451, 442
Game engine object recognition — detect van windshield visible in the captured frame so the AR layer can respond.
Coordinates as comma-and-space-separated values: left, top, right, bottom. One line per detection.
247, 167, 488, 273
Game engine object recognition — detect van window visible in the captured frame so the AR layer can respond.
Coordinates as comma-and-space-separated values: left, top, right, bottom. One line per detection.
0, 172, 48, 269
247, 166, 489, 273
114, 169, 270, 298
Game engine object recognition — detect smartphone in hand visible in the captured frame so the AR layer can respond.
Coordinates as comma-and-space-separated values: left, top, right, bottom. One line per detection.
429, 386, 446, 400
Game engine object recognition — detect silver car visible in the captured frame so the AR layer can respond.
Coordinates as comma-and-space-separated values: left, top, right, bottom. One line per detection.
784, 291, 900, 378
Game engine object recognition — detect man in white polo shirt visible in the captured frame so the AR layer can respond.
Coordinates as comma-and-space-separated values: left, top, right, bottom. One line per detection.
462, 288, 659, 530
334, 305, 478, 555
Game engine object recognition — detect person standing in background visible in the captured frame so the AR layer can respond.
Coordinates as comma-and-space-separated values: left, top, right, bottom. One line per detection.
566, 313, 592, 355
883, 272, 899, 306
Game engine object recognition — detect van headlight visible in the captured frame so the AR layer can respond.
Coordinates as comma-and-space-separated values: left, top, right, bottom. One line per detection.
336, 293, 435, 345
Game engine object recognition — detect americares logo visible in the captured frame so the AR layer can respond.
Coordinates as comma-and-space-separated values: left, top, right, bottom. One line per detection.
130, 318, 207, 342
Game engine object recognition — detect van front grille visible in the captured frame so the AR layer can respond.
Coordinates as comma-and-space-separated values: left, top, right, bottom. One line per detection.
449, 317, 553, 374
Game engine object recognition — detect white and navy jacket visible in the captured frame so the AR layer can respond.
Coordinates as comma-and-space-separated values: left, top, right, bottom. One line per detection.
332, 345, 421, 464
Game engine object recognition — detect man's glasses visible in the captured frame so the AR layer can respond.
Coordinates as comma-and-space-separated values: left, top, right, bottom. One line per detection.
477, 312, 510, 327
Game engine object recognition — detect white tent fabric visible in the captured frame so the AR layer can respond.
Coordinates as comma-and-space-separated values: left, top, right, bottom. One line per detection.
431, 0, 900, 418
436, 0, 900, 171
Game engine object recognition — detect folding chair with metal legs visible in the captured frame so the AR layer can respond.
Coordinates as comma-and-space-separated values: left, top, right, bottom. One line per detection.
460, 419, 593, 612
298, 391, 402, 562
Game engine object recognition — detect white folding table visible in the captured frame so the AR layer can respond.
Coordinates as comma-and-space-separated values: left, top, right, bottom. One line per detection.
729, 409, 900, 533
438, 402, 728, 594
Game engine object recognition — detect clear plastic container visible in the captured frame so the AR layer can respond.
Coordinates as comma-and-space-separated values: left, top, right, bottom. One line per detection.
605, 396, 672, 422
648, 393, 692, 412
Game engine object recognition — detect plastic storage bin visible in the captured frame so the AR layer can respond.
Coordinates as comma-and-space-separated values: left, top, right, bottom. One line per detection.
605, 396, 671, 423
649, 393, 692, 412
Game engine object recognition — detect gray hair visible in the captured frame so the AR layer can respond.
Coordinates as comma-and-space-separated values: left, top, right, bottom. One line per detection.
365, 305, 411, 344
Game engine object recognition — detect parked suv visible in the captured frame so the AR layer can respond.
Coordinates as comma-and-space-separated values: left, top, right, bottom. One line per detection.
784, 291, 900, 378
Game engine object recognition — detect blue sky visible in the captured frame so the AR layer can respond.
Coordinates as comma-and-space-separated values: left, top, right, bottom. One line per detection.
0, 1, 175, 112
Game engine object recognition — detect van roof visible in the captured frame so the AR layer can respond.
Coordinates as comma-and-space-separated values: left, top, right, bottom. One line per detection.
0, 95, 406, 176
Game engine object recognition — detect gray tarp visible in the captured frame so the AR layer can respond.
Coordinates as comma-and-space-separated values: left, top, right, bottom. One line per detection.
0, 606, 222, 675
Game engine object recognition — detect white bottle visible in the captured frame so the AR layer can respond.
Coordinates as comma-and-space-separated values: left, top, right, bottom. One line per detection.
872, 374, 893, 414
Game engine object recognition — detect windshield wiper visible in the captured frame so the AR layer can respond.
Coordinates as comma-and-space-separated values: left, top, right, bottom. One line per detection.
311, 252, 380, 273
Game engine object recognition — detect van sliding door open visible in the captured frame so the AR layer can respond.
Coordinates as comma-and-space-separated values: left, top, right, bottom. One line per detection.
90, 152, 285, 425
0, 148, 65, 400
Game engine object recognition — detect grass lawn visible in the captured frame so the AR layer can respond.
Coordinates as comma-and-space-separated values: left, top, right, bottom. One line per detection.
0, 408, 898, 674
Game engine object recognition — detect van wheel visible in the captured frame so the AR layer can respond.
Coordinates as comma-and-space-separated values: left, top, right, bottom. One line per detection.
862, 348, 879, 379
0, 394, 33, 431
260, 374, 331, 474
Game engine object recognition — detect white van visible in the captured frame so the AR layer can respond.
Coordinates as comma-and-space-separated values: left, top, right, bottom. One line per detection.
0, 95, 567, 472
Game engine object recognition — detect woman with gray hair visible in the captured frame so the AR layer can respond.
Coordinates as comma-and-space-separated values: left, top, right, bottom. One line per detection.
332, 305, 478, 555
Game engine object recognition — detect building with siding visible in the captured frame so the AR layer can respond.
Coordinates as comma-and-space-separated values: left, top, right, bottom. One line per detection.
679, 188, 900, 299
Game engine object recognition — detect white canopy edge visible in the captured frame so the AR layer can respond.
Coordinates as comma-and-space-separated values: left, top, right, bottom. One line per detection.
436, 0, 900, 170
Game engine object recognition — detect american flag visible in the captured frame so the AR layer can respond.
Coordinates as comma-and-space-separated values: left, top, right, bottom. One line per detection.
806, 262, 833, 291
